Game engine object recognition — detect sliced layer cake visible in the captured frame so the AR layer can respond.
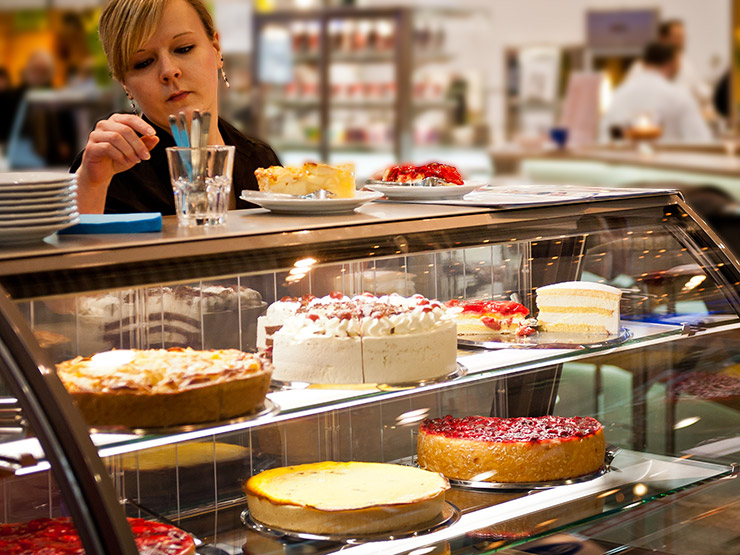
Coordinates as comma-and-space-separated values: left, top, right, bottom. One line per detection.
535, 281, 622, 335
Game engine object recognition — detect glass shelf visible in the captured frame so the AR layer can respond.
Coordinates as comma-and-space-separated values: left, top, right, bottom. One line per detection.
3, 316, 738, 476
189, 449, 734, 555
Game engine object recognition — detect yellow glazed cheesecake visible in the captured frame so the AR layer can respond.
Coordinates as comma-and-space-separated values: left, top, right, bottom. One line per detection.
536, 281, 622, 335
245, 461, 449, 535
418, 415, 605, 483
119, 442, 248, 471
56, 348, 272, 428
255, 162, 355, 198
119, 442, 250, 510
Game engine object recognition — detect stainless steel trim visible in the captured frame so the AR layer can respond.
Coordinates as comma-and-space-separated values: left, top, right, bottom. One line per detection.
0, 195, 679, 300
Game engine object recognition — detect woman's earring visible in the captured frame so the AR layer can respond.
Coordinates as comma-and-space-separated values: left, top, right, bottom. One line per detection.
128, 95, 139, 116
220, 58, 230, 88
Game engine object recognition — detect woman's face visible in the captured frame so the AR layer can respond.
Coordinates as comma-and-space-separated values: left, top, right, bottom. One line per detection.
122, 0, 221, 131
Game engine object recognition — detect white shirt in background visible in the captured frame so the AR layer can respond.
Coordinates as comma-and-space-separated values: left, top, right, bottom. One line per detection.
626, 55, 713, 107
601, 70, 712, 143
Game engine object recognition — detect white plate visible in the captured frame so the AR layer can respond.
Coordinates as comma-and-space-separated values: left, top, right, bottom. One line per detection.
0, 218, 79, 244
241, 190, 383, 214
0, 198, 76, 213
0, 184, 77, 199
0, 190, 77, 204
0, 212, 79, 228
0, 205, 78, 219
365, 181, 484, 200
0, 171, 76, 186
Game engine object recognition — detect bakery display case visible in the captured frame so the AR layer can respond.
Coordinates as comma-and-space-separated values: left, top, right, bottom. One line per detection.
0, 190, 739, 553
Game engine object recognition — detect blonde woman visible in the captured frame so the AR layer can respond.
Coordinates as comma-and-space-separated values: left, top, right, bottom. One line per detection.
72, 0, 279, 213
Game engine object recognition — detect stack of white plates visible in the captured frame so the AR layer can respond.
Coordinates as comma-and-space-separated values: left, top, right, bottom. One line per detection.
0, 172, 79, 244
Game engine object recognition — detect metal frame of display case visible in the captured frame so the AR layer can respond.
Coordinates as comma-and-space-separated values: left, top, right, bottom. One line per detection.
4, 192, 732, 299
0, 192, 739, 553
0, 292, 138, 554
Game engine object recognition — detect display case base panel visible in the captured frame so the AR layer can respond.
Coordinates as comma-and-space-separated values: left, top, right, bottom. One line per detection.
458, 327, 632, 350
240, 501, 460, 544
88, 399, 279, 435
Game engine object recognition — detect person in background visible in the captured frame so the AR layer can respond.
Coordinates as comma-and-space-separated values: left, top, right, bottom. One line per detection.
71, 0, 279, 214
6, 49, 78, 167
712, 70, 730, 120
658, 19, 713, 113
626, 19, 713, 118
601, 42, 711, 143
0, 67, 10, 92
0, 67, 18, 147
65, 58, 99, 95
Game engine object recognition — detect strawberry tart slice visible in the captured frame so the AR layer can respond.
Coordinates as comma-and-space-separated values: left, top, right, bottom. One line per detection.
382, 162, 464, 185
417, 415, 605, 483
445, 299, 533, 336
0, 517, 195, 554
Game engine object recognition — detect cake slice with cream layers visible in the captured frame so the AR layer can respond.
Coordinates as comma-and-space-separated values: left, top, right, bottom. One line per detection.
535, 281, 622, 335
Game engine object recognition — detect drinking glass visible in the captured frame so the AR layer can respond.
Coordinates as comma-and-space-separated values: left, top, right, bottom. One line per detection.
166, 145, 235, 226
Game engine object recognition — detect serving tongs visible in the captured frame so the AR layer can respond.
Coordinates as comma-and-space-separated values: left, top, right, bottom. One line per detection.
366, 176, 450, 187
122, 498, 228, 555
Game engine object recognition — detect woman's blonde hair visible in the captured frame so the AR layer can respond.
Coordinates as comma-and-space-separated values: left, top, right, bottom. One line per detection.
99, 0, 216, 81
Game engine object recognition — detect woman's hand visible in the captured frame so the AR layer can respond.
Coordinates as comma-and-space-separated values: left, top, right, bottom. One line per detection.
76, 114, 159, 213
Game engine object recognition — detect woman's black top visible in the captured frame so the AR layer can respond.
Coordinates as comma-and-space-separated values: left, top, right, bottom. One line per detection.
70, 115, 279, 214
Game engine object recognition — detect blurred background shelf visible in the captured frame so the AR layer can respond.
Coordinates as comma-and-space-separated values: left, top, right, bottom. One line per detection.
252, 6, 487, 172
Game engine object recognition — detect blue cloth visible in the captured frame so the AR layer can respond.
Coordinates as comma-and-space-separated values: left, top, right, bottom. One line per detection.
59, 213, 162, 234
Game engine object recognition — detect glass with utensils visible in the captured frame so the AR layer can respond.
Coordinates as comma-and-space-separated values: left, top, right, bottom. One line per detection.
166, 145, 235, 226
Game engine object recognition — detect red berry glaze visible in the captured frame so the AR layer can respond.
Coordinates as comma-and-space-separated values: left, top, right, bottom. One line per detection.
672, 371, 740, 399
481, 316, 502, 330
448, 300, 529, 317
517, 325, 536, 337
420, 415, 602, 444
0, 517, 195, 555
382, 162, 464, 185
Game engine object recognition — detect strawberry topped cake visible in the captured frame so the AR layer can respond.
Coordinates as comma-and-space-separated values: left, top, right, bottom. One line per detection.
0, 517, 195, 554
417, 415, 605, 483
445, 299, 534, 336
382, 162, 464, 185
266, 292, 457, 384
